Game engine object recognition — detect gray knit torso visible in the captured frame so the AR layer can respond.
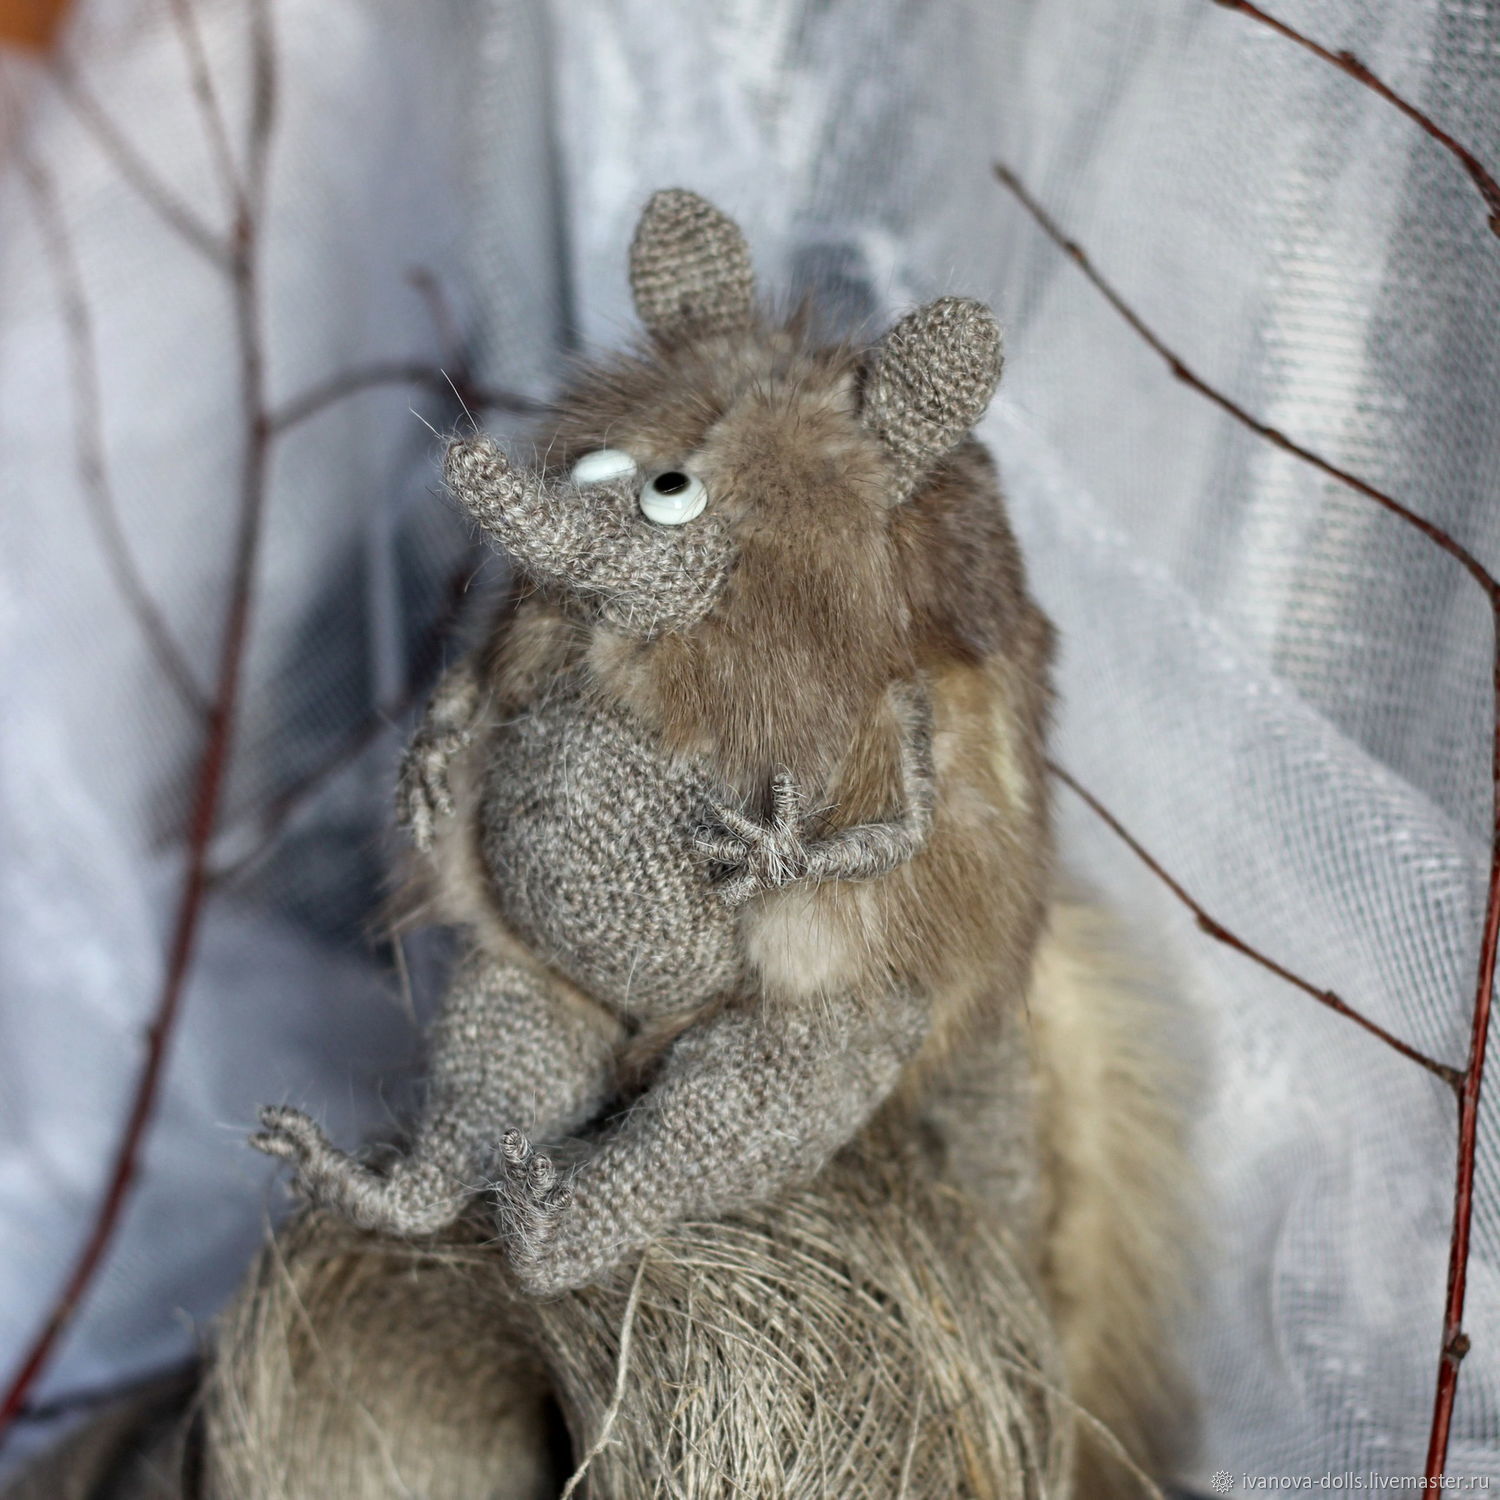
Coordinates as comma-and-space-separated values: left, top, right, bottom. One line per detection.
478, 671, 747, 1019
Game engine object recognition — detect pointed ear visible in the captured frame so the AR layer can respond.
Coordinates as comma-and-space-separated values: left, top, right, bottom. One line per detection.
629, 189, 756, 341
860, 298, 1003, 502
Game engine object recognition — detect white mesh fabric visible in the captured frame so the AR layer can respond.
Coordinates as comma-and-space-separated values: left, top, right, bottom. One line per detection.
0, 0, 1496, 1490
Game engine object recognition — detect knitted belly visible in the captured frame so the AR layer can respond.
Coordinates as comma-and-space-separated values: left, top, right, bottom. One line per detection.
479, 688, 744, 1017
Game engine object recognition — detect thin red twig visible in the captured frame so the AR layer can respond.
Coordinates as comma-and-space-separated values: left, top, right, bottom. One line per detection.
0, 0, 279, 1442
15, 150, 208, 716
401, 266, 538, 423
407, 266, 465, 367
1196, 4, 1500, 1465
1426, 655, 1500, 1477
270, 360, 541, 435
1210, 0, 1500, 237
48, 57, 227, 266
10, 1361, 197, 1426
269, 264, 542, 434
206, 687, 408, 890
1050, 761, 1462, 1090
993, 163, 1498, 604
269, 359, 450, 433
0, 35, 537, 1439
996, 158, 1500, 1481
164, 0, 246, 215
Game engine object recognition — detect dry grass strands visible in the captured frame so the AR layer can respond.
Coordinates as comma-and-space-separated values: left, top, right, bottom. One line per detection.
533, 1140, 1075, 1499
202, 1211, 559, 1500
200, 1136, 1079, 1500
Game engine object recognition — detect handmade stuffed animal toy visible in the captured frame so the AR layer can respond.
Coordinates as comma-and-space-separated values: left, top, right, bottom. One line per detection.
251, 188, 1060, 1300
0, 189, 1188, 1500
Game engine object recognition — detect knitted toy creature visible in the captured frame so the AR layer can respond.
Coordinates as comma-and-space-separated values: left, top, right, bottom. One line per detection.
252, 188, 1056, 1299
2, 190, 1189, 1500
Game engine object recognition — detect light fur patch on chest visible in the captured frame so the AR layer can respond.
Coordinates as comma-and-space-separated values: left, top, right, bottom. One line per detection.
743, 883, 868, 999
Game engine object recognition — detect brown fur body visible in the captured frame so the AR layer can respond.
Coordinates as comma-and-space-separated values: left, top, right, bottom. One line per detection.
423, 320, 1055, 1091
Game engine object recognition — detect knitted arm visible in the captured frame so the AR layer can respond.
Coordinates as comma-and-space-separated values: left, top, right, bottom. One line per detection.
397, 655, 483, 851
492, 987, 929, 1294
254, 955, 617, 1237
694, 680, 935, 908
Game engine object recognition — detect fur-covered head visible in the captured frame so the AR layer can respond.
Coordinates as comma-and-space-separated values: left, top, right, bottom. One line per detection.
444, 188, 1039, 788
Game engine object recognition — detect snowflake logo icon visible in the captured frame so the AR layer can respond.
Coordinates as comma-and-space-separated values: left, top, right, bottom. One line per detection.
1210, 1471, 1235, 1495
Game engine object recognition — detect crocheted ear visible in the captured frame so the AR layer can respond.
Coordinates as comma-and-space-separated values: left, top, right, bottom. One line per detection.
861, 298, 1003, 503
629, 189, 756, 341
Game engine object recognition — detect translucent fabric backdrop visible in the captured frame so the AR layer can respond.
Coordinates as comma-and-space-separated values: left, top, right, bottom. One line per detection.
1, 0, 1496, 1491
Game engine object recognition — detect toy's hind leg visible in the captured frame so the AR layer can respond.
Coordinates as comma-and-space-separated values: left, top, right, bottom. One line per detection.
201, 1210, 557, 1500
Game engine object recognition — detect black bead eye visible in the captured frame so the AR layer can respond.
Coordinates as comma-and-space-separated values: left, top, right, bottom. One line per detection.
639, 468, 707, 524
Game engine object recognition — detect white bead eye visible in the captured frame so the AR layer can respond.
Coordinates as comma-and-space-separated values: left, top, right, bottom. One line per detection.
640, 469, 707, 525
570, 448, 637, 485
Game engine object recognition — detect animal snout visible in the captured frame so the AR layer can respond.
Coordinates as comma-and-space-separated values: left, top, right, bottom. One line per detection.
443, 431, 504, 492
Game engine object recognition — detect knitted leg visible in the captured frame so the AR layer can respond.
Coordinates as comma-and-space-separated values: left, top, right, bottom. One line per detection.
492, 989, 929, 1294
255, 954, 617, 1238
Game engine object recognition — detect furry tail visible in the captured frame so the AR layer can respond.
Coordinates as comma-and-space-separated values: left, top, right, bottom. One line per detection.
1028, 893, 1199, 1494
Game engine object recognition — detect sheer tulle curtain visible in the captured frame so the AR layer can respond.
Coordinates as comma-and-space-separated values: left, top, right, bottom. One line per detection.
1, 0, 1495, 1490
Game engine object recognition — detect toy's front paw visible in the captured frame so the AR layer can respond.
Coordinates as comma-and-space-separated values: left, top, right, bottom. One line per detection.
694, 771, 818, 908
491, 1130, 578, 1295
252, 1106, 462, 1237
397, 727, 471, 852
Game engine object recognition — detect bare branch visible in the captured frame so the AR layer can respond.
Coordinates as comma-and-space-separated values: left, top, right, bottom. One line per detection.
1425, 660, 1500, 1479
244, 0, 275, 224
993, 163, 1500, 604
269, 265, 543, 435
465, 385, 545, 419
208, 694, 404, 890
0, 0, 540, 1450
994, 155, 1500, 1480
48, 58, 227, 267
1050, 761, 1463, 1089
0, 0, 282, 1444
10, 1362, 196, 1425
16, 150, 209, 716
402, 266, 550, 421
269, 360, 542, 436
165, 0, 246, 214
407, 266, 465, 367
269, 360, 438, 433
1210, 0, 1500, 238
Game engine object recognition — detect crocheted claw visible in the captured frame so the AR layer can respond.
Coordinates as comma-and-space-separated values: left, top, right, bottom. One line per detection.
252, 1106, 465, 1238
396, 659, 481, 851
696, 687, 934, 907
491, 1129, 577, 1296
397, 726, 467, 850
695, 771, 818, 909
